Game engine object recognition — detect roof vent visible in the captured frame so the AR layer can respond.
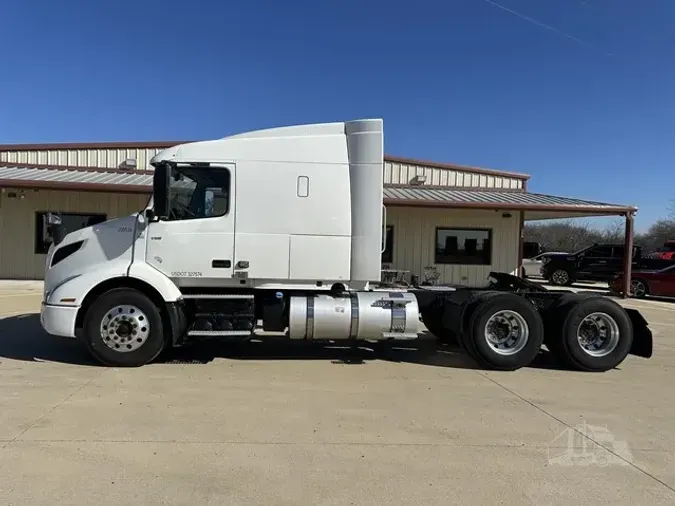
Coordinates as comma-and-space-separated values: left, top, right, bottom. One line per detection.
119, 158, 137, 170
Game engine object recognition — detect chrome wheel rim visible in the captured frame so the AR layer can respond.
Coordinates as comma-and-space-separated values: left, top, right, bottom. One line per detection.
100, 305, 150, 353
551, 270, 569, 285
630, 280, 645, 297
484, 310, 529, 356
577, 312, 619, 358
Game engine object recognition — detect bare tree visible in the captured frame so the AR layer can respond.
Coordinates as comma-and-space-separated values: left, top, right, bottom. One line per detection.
638, 219, 675, 253
525, 220, 602, 252
601, 219, 625, 244
526, 215, 675, 256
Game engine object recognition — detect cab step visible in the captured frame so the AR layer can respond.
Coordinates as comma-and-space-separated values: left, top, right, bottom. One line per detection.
187, 330, 252, 337
181, 294, 254, 300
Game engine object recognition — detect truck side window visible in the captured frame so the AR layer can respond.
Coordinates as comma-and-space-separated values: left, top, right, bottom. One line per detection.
167, 167, 230, 221
586, 246, 612, 258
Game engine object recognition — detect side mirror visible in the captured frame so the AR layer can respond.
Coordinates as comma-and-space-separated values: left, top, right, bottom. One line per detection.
47, 212, 62, 226
153, 163, 171, 219
47, 212, 67, 247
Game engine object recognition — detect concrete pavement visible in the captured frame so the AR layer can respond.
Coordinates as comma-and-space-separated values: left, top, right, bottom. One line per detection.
0, 285, 674, 505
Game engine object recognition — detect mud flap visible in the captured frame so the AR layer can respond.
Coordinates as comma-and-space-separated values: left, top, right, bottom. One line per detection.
625, 308, 653, 358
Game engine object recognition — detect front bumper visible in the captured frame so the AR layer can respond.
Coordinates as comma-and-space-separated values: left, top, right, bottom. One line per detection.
40, 303, 79, 338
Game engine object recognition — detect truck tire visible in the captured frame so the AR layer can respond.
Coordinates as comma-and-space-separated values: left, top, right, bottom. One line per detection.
465, 293, 544, 370
81, 287, 166, 367
421, 309, 457, 344
546, 296, 633, 372
548, 268, 573, 286
542, 292, 594, 356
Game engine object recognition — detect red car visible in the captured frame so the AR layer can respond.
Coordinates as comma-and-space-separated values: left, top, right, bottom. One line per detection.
610, 264, 675, 298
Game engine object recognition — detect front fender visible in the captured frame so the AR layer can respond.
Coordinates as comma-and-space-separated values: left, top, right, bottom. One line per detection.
127, 262, 183, 302
48, 264, 182, 307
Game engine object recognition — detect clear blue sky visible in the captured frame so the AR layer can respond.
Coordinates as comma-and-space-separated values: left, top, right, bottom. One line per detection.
1, 0, 673, 231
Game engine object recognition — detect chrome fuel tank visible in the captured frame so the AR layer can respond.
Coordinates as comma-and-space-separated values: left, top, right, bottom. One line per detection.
288, 291, 419, 340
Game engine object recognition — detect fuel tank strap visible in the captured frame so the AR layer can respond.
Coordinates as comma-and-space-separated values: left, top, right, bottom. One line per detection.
306, 295, 315, 340
349, 293, 359, 339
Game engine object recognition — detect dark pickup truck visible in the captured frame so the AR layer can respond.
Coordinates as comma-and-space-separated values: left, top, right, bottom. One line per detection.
540, 243, 675, 286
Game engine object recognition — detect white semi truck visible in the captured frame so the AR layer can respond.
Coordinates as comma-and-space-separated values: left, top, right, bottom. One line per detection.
39, 119, 653, 371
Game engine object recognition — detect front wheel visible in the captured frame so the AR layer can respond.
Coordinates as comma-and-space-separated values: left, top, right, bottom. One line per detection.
81, 288, 166, 367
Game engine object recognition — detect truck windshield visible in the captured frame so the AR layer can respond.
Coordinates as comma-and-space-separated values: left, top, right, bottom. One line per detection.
166, 166, 230, 221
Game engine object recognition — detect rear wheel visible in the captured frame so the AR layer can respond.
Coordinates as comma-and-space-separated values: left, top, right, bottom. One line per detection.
465, 293, 544, 370
82, 288, 166, 367
630, 279, 649, 298
549, 268, 573, 286
547, 296, 633, 372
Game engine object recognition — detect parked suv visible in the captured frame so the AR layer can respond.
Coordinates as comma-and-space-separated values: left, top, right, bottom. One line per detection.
541, 243, 674, 286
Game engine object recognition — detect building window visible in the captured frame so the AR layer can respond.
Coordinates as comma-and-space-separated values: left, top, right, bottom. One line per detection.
35, 212, 107, 254
435, 227, 492, 265
382, 226, 394, 264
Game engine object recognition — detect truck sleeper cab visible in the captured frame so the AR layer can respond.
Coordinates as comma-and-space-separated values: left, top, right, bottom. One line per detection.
40, 120, 653, 372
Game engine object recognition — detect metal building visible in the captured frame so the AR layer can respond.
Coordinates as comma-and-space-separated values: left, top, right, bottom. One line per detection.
0, 141, 636, 284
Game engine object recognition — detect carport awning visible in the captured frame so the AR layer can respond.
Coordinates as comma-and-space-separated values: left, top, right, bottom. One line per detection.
0, 164, 153, 193
383, 186, 637, 220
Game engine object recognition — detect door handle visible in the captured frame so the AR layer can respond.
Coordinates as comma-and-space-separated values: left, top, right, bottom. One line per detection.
212, 259, 231, 268
236, 260, 249, 269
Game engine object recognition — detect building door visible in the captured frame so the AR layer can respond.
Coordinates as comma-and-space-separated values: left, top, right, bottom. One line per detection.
145, 163, 235, 285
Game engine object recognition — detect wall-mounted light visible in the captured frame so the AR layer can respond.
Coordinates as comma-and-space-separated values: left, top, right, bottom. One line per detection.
502, 212, 512, 218
410, 174, 427, 185
7, 190, 26, 199
119, 158, 138, 170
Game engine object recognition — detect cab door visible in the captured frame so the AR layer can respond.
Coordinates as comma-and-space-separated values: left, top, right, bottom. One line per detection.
579, 245, 613, 279
146, 163, 236, 286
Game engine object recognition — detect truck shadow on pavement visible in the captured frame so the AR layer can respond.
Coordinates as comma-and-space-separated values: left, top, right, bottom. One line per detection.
0, 313, 94, 366
0, 313, 570, 371
161, 339, 568, 371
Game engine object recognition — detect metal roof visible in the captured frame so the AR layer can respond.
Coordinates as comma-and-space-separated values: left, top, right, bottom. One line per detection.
0, 165, 635, 215
383, 186, 636, 213
0, 140, 530, 180
0, 165, 153, 193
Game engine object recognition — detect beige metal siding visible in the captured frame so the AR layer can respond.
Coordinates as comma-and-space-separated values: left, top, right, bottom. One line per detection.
0, 147, 164, 170
0, 189, 148, 279
1, 148, 526, 190
384, 206, 520, 286
0, 192, 520, 282
384, 160, 523, 190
